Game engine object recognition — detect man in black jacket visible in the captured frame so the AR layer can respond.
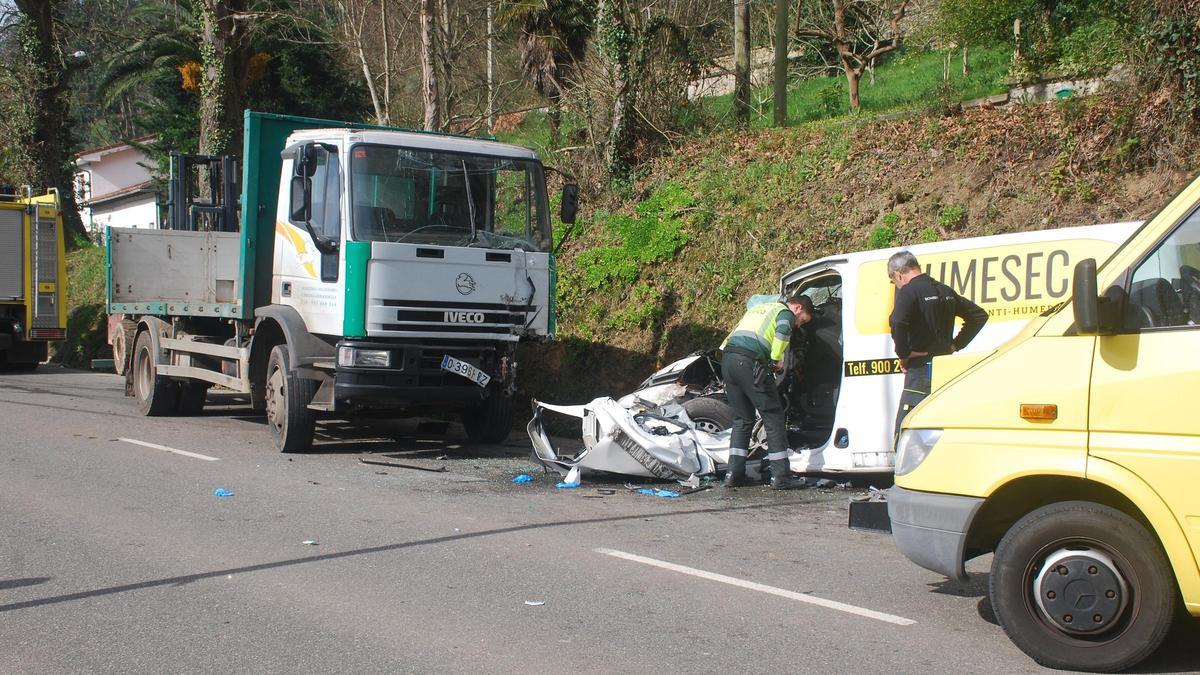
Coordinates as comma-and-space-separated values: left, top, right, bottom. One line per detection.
888, 251, 988, 436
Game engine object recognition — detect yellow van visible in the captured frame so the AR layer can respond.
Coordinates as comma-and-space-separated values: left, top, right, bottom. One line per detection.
889, 176, 1200, 671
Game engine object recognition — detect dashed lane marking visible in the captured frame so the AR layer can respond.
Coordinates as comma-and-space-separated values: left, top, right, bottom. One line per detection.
118, 438, 220, 462
595, 547, 916, 626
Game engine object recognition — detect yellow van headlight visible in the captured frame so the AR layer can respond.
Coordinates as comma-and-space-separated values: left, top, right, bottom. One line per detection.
895, 429, 942, 476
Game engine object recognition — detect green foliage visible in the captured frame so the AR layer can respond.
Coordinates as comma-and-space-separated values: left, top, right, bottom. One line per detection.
57, 245, 109, 367
607, 283, 664, 329
867, 225, 897, 249
1056, 18, 1129, 77
1150, 17, 1200, 121
919, 226, 940, 243
938, 205, 966, 229
706, 45, 1011, 128
569, 181, 695, 294
882, 211, 901, 226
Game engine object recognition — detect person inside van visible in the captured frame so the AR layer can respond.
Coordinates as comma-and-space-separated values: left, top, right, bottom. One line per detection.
887, 250, 988, 436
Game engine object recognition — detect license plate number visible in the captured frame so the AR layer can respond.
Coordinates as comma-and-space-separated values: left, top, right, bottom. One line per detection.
441, 355, 491, 388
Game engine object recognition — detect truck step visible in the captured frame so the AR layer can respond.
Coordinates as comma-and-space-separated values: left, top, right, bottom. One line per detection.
308, 378, 335, 412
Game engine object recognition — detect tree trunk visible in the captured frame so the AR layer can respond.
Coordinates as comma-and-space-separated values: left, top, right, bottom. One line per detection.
599, 0, 633, 175
844, 61, 861, 111
14, 0, 87, 247
733, 0, 751, 129
420, 0, 440, 131
548, 96, 562, 149
195, 0, 249, 157
962, 45, 969, 77
772, 0, 788, 126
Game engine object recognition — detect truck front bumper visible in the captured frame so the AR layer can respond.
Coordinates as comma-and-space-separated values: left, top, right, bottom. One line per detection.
888, 486, 984, 582
331, 339, 509, 411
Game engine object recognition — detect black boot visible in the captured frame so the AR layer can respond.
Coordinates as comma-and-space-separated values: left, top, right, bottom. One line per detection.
769, 459, 806, 490
723, 454, 750, 488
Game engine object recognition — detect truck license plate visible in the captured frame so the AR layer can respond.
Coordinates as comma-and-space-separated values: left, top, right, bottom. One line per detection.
441, 355, 491, 388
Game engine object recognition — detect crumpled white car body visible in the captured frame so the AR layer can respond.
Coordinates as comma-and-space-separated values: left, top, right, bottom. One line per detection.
526, 353, 742, 481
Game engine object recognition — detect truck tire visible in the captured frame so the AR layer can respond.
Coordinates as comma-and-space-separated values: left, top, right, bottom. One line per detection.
112, 319, 137, 376
682, 396, 735, 433
265, 344, 317, 453
133, 330, 178, 416
989, 501, 1178, 672
462, 392, 514, 444
176, 381, 209, 415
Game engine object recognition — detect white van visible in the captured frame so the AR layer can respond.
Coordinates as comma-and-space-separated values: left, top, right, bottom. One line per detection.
777, 222, 1138, 473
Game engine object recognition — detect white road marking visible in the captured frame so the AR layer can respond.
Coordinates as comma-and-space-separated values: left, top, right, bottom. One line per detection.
595, 548, 916, 626
118, 438, 220, 462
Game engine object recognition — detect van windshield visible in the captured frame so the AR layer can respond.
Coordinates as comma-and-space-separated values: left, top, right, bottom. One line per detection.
350, 144, 551, 251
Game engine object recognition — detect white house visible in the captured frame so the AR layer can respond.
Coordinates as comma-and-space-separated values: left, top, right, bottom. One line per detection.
73, 137, 161, 240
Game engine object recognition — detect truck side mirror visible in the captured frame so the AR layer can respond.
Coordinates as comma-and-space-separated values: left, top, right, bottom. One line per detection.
1073, 259, 1099, 334
560, 183, 579, 224
290, 175, 311, 222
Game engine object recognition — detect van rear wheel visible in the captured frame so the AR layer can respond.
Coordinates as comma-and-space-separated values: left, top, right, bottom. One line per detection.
989, 501, 1177, 672
265, 345, 317, 453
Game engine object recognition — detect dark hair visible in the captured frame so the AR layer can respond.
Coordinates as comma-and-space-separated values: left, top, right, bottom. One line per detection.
787, 295, 814, 313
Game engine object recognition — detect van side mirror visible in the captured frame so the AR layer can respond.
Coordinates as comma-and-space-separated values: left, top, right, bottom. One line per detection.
560, 183, 579, 224
1073, 259, 1099, 334
290, 175, 311, 222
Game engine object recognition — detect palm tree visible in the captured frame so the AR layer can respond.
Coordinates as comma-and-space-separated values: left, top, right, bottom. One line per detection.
498, 0, 595, 146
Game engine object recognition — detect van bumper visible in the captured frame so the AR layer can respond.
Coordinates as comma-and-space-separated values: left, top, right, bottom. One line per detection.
888, 486, 984, 582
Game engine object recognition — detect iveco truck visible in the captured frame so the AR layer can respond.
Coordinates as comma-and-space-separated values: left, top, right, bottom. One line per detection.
0, 187, 66, 370
108, 111, 576, 451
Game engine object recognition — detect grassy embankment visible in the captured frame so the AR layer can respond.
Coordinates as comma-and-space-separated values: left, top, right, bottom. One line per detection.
514, 92, 1197, 406
58, 244, 108, 368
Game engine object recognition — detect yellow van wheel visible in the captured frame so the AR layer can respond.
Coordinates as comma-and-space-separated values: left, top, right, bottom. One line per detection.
989, 501, 1177, 672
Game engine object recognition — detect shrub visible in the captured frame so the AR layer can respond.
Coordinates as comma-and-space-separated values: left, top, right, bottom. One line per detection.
867, 225, 897, 249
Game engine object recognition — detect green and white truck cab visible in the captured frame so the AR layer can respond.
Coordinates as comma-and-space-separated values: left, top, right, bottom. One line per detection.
108, 111, 576, 451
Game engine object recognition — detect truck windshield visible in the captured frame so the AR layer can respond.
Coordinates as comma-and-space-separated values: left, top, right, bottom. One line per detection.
350, 144, 551, 251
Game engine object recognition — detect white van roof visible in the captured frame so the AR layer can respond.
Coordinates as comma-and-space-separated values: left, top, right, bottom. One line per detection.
780, 221, 1142, 286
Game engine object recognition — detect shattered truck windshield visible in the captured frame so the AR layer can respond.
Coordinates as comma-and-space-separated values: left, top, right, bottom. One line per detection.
350, 144, 551, 251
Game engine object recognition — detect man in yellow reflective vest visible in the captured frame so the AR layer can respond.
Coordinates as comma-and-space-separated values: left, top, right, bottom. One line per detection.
720, 293, 814, 489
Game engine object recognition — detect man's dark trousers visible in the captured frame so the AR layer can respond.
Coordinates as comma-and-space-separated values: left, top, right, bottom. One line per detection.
894, 356, 932, 438
722, 351, 788, 455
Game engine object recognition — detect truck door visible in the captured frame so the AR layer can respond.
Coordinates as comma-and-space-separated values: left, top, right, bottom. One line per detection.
277, 144, 343, 335
1088, 205, 1200, 564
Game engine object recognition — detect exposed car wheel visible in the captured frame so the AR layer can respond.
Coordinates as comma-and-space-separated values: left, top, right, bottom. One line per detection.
682, 396, 735, 433
265, 345, 317, 453
989, 501, 1177, 672
133, 331, 178, 416
176, 381, 209, 415
462, 391, 514, 444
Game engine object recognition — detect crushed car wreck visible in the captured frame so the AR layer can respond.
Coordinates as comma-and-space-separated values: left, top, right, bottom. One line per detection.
527, 286, 847, 483
527, 351, 731, 481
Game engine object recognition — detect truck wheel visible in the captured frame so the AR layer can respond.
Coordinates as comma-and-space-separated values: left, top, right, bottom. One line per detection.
462, 392, 514, 444
682, 396, 735, 433
133, 331, 178, 416
112, 319, 137, 376
265, 345, 317, 453
989, 501, 1177, 672
176, 381, 209, 415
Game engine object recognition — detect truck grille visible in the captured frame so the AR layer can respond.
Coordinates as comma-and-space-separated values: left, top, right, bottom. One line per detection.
376, 299, 535, 337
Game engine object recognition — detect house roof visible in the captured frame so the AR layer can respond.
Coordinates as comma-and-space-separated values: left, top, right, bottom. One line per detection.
81, 180, 157, 207
74, 135, 157, 164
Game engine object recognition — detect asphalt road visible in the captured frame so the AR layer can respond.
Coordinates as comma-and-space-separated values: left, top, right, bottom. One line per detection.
1, 367, 1198, 674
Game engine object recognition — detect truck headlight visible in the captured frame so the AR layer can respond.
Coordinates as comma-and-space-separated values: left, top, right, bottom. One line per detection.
338, 347, 391, 368
895, 428, 942, 476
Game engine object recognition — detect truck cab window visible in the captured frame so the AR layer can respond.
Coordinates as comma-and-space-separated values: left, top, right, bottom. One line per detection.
309, 150, 341, 241
1125, 208, 1200, 330
350, 145, 550, 251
